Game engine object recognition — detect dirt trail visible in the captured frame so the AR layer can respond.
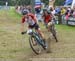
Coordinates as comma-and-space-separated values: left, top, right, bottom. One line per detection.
0, 10, 75, 61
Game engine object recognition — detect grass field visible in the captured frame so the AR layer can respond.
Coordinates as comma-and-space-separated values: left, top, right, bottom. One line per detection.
0, 8, 75, 61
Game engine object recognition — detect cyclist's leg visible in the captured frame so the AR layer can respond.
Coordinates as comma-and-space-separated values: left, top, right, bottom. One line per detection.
48, 22, 57, 35
34, 24, 48, 47
34, 23, 45, 40
27, 25, 33, 34
47, 22, 53, 31
28, 25, 37, 46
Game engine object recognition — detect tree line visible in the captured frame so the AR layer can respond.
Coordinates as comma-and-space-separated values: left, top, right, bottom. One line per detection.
0, 0, 65, 6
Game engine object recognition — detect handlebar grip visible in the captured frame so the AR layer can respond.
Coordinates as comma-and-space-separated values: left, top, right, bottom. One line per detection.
21, 31, 27, 35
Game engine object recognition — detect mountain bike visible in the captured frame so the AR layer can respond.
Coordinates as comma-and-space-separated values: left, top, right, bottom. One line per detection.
23, 29, 48, 55
49, 23, 58, 42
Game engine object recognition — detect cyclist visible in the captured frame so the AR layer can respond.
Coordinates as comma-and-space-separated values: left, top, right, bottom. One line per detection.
42, 8, 53, 31
21, 10, 46, 46
42, 8, 58, 43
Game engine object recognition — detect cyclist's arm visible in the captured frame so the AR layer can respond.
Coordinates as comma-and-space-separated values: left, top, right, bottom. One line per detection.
21, 17, 25, 32
21, 23, 25, 33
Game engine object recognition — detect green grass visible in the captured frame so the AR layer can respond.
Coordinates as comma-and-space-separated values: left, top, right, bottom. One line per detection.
56, 25, 75, 30
9, 7, 22, 19
0, 7, 75, 61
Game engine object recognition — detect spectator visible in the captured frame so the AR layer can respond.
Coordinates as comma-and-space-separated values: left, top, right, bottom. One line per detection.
61, 7, 66, 24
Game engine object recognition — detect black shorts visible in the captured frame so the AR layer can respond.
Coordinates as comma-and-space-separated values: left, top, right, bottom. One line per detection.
28, 23, 40, 30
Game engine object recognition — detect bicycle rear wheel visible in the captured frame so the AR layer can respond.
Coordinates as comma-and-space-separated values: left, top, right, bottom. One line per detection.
29, 36, 43, 55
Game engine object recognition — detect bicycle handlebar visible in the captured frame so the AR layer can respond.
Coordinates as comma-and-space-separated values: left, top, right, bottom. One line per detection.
21, 31, 27, 35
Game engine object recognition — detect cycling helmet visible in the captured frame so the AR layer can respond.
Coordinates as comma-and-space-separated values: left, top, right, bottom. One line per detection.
22, 9, 28, 15
43, 8, 51, 14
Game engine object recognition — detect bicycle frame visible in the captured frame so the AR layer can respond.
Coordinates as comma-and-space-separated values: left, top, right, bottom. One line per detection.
29, 31, 44, 46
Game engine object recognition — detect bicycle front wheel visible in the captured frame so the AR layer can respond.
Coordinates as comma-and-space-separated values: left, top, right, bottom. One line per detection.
29, 36, 43, 55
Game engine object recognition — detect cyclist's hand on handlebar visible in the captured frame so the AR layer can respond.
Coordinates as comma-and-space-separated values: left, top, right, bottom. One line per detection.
21, 31, 27, 35
21, 32, 25, 35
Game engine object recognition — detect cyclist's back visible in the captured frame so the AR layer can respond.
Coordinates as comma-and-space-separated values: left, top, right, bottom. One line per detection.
42, 8, 52, 23
42, 13, 52, 24
21, 10, 45, 44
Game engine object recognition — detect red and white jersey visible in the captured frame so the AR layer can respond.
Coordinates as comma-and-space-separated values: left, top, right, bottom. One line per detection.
22, 13, 37, 25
